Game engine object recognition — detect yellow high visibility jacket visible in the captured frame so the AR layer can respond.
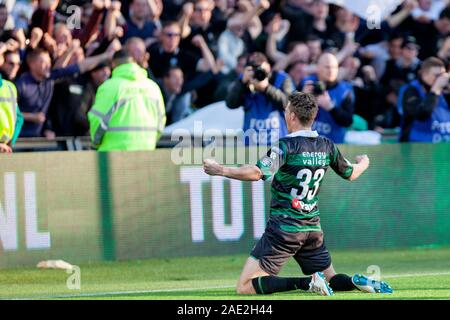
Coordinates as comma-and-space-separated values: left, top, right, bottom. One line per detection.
88, 63, 166, 151
0, 79, 18, 144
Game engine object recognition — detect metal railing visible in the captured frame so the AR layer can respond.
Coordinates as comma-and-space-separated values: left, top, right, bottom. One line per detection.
13, 134, 246, 152
13, 137, 82, 152
12, 129, 401, 152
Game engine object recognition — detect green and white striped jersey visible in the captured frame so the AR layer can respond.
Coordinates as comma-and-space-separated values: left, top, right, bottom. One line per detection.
256, 130, 353, 232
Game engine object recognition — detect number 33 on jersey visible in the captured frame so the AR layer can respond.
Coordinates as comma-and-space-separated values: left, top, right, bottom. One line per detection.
256, 132, 354, 219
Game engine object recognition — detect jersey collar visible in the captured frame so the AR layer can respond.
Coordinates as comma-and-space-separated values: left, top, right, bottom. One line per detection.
286, 130, 319, 138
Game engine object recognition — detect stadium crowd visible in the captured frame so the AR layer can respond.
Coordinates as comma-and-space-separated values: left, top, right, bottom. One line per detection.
1, 0, 450, 151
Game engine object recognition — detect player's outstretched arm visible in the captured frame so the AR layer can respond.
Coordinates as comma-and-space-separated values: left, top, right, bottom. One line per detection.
348, 155, 370, 181
203, 159, 263, 181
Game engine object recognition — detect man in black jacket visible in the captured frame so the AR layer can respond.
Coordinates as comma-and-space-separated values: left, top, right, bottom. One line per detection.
225, 52, 295, 146
398, 57, 450, 142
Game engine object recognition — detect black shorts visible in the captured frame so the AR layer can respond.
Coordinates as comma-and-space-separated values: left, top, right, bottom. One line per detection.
250, 219, 332, 276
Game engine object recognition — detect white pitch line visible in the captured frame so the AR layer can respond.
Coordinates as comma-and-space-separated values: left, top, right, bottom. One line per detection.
5, 271, 450, 300
382, 271, 450, 279
6, 285, 235, 300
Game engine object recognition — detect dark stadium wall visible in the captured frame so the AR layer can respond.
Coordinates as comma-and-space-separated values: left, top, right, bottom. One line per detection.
0, 144, 449, 268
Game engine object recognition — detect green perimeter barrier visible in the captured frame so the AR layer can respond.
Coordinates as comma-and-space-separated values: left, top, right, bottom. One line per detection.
0, 143, 449, 268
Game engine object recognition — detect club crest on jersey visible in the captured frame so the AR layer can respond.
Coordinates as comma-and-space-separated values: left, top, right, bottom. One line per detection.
261, 157, 273, 167
270, 146, 283, 158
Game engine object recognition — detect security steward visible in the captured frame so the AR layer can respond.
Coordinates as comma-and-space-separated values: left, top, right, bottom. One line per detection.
0, 74, 23, 153
88, 50, 166, 151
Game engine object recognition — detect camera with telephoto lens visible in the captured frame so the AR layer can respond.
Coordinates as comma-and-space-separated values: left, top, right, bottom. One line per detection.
313, 81, 326, 95
252, 66, 269, 81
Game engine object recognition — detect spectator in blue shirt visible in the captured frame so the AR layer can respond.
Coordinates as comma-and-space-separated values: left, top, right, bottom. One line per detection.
16, 46, 118, 138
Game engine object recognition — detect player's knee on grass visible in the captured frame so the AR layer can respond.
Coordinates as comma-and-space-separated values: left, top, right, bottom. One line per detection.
236, 280, 256, 295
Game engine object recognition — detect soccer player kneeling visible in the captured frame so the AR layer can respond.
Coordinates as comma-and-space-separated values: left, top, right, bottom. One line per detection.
203, 92, 393, 296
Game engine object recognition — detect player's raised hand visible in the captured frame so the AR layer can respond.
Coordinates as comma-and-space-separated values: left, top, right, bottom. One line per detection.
203, 159, 224, 176
347, 154, 370, 181
355, 155, 370, 168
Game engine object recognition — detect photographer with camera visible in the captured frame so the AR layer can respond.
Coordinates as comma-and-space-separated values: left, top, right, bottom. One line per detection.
301, 52, 355, 143
397, 57, 450, 143
226, 52, 295, 146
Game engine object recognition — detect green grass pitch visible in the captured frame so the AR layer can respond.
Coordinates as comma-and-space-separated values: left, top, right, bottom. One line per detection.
1, 247, 449, 300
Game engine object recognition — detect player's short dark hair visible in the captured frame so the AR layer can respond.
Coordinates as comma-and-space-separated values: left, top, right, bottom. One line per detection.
287, 91, 318, 126
420, 57, 445, 74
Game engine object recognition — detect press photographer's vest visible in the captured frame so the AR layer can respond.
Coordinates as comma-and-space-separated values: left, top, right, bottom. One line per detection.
303, 75, 353, 144
243, 72, 289, 146
397, 80, 450, 143
0, 79, 18, 144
